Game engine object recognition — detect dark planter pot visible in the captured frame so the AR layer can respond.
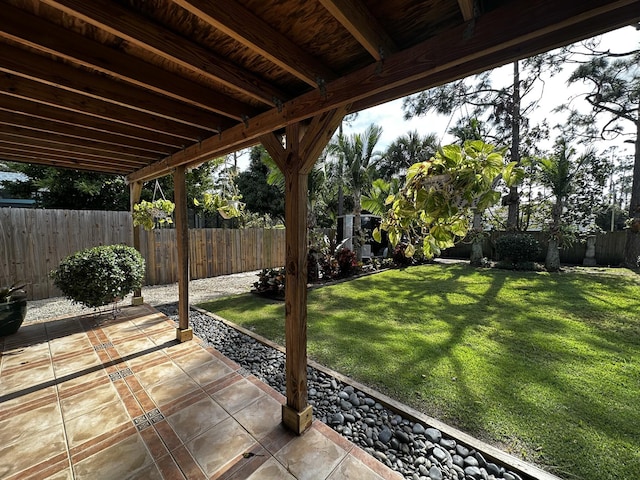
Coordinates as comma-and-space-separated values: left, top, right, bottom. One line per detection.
0, 300, 27, 336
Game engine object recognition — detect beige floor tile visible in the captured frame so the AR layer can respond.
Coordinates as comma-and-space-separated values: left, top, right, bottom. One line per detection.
60, 381, 121, 420
56, 368, 108, 394
1, 341, 51, 370
126, 349, 168, 370
64, 399, 130, 448
49, 334, 93, 357
275, 428, 347, 480
114, 336, 157, 358
101, 320, 142, 342
0, 401, 63, 446
135, 361, 184, 389
234, 394, 282, 440
44, 467, 74, 480
166, 396, 230, 443
0, 424, 67, 478
212, 378, 266, 415
53, 350, 103, 378
172, 348, 216, 371
145, 374, 200, 408
0, 362, 55, 394
186, 416, 256, 477
4, 322, 47, 348
0, 385, 57, 413
327, 454, 386, 480
73, 433, 154, 480
126, 462, 163, 480
185, 359, 234, 386
247, 458, 297, 479
148, 328, 177, 345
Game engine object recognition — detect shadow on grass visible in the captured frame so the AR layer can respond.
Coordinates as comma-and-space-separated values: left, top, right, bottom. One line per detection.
197, 264, 640, 479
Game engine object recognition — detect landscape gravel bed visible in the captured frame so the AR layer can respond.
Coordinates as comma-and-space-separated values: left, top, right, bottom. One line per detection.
158, 304, 529, 480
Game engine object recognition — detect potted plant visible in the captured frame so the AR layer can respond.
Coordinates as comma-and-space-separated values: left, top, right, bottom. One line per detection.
0, 282, 28, 336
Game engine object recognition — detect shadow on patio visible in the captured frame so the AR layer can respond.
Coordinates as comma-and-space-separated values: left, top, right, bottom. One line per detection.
0, 304, 401, 480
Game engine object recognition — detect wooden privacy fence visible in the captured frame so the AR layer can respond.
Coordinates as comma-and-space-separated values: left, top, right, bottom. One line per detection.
1, 208, 285, 300
0, 208, 132, 300
140, 227, 285, 285
442, 230, 627, 266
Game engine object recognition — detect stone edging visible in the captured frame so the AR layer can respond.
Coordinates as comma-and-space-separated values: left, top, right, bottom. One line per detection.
191, 305, 563, 480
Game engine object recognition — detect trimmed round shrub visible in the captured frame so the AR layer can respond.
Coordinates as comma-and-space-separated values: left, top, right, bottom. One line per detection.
51, 244, 145, 308
495, 233, 541, 266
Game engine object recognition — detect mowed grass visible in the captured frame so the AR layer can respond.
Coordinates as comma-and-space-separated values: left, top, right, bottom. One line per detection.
198, 264, 640, 480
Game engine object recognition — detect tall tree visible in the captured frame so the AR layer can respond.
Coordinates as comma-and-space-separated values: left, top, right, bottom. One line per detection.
378, 130, 439, 181
564, 32, 640, 266
236, 146, 285, 221
403, 54, 560, 230
328, 124, 383, 260
537, 138, 607, 271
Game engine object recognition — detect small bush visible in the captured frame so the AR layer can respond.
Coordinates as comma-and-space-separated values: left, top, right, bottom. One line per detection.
253, 268, 286, 299
336, 248, 358, 278
495, 234, 541, 269
392, 243, 413, 267
51, 244, 145, 309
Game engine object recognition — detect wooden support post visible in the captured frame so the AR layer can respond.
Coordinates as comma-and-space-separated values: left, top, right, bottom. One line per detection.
261, 108, 347, 435
130, 181, 144, 306
174, 166, 192, 342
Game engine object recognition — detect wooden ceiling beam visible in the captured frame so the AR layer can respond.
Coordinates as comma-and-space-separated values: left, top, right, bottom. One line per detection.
457, 0, 476, 21
0, 133, 153, 164
0, 152, 139, 175
0, 73, 211, 142
39, 0, 285, 107
318, 0, 397, 60
0, 3, 257, 121
0, 110, 172, 156
0, 43, 233, 132
128, 0, 640, 183
0, 142, 148, 167
173, 0, 336, 87
0, 95, 188, 149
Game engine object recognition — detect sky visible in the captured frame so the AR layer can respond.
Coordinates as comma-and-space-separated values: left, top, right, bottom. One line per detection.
341, 24, 638, 158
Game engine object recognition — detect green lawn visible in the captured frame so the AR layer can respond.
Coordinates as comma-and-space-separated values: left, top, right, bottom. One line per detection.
197, 264, 640, 480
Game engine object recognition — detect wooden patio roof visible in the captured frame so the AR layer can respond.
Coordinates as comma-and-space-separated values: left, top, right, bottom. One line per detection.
1, 0, 638, 181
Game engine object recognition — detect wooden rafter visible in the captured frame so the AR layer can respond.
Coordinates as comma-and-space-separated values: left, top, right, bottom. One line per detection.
173, 0, 336, 87
319, 0, 397, 60
0, 74, 212, 142
457, 0, 476, 21
0, 43, 232, 132
0, 110, 172, 156
39, 0, 284, 107
0, 3, 257, 121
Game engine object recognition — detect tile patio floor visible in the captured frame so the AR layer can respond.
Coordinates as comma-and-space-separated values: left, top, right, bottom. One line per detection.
0, 304, 402, 480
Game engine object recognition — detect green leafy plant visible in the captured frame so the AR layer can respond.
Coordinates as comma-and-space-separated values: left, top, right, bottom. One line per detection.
132, 199, 175, 230
336, 248, 359, 278
50, 245, 145, 309
495, 233, 541, 269
374, 141, 512, 259
0, 282, 27, 303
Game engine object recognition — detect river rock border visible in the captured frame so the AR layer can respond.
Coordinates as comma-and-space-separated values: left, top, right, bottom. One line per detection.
158, 304, 560, 480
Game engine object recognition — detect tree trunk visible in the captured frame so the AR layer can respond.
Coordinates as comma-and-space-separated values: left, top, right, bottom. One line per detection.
546, 198, 563, 272
353, 188, 362, 261
506, 60, 521, 231
623, 105, 640, 268
470, 212, 484, 266
546, 237, 561, 272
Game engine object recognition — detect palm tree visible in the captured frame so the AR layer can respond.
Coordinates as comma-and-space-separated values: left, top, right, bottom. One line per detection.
329, 124, 383, 260
378, 130, 438, 181
539, 138, 595, 272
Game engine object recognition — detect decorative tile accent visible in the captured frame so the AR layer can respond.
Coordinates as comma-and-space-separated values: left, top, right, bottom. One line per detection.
132, 408, 166, 431
108, 367, 133, 382
94, 342, 114, 351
